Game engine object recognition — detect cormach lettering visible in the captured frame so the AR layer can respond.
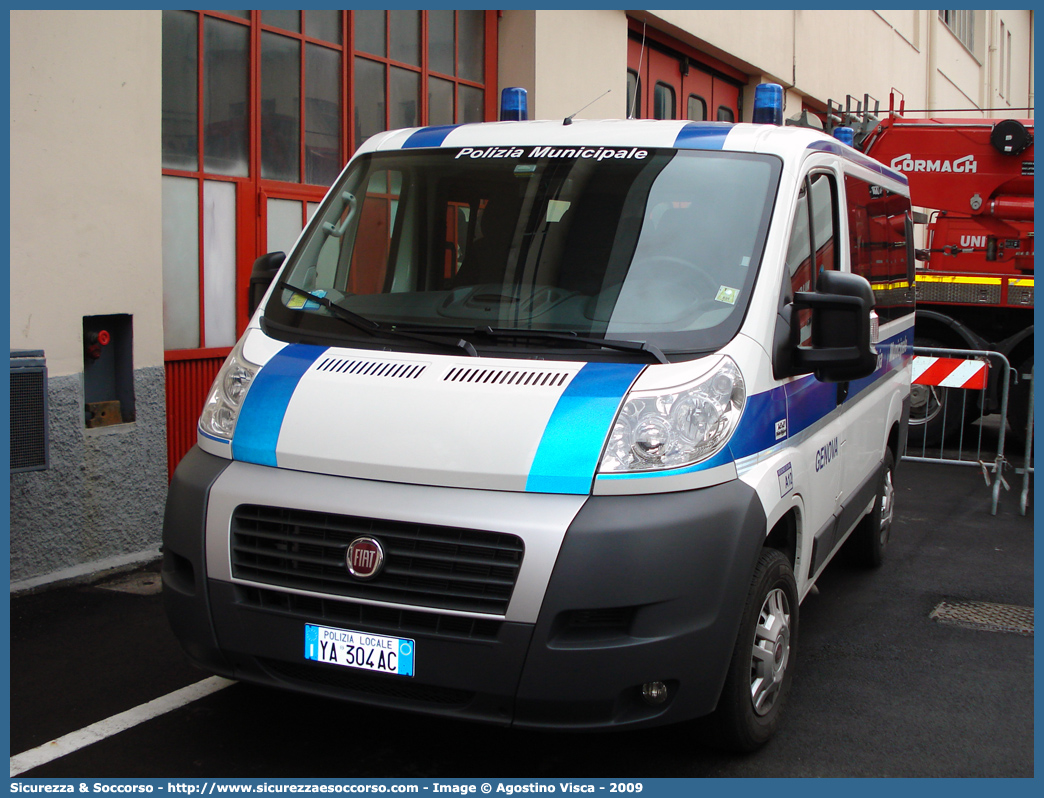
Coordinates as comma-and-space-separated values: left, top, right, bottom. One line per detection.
890, 153, 978, 174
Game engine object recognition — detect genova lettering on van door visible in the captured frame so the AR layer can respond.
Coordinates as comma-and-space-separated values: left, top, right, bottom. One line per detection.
815, 437, 839, 472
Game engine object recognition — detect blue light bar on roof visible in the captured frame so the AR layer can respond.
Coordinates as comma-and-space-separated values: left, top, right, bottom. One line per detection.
752, 83, 783, 125
500, 87, 528, 121
834, 126, 855, 147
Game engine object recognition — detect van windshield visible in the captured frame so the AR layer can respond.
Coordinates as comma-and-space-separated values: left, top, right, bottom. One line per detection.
266, 146, 781, 357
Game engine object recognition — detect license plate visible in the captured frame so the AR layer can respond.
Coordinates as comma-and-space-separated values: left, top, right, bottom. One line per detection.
304, 624, 415, 677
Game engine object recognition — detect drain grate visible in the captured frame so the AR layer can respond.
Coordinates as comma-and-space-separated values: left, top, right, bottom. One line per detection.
930, 600, 1033, 636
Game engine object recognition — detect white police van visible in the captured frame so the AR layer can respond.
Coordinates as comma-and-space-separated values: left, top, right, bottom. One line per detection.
162, 85, 914, 751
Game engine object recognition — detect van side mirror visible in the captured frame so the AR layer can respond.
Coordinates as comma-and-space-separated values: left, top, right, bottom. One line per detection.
248, 252, 285, 315
774, 271, 877, 383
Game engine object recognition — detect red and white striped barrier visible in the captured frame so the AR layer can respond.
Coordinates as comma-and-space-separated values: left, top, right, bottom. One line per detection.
912, 356, 989, 390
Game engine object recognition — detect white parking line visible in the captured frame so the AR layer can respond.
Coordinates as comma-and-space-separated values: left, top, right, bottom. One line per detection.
10, 676, 235, 777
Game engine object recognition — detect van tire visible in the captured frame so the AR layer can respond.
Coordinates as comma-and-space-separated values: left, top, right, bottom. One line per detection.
711, 548, 798, 753
848, 449, 895, 568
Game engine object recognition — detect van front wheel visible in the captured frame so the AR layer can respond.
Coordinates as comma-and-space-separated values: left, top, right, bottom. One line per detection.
712, 548, 798, 752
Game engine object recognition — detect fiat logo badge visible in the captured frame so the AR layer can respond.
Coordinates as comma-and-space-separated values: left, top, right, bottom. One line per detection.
346, 537, 385, 580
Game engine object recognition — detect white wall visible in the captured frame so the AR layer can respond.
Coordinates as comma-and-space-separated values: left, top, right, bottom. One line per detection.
10, 10, 164, 378
500, 10, 628, 120
509, 10, 1032, 126
793, 11, 929, 115
984, 10, 1035, 115
932, 11, 987, 110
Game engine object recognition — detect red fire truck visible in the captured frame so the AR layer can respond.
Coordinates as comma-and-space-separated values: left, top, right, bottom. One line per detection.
826, 95, 1033, 443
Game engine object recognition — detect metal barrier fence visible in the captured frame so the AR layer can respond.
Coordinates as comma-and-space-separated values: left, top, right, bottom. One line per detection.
902, 346, 1014, 515
1018, 368, 1033, 516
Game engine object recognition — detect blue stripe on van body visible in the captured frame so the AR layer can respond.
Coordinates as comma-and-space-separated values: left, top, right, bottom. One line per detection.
526, 362, 644, 494
784, 375, 837, 439
806, 140, 908, 185
673, 122, 733, 150
401, 125, 460, 149
232, 344, 327, 467
727, 384, 789, 460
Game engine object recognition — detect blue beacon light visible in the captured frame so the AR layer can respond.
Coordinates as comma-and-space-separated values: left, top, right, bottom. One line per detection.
834, 126, 855, 147
751, 83, 783, 125
500, 87, 528, 121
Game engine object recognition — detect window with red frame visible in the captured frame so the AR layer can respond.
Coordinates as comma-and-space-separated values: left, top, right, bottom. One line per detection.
160, 9, 497, 353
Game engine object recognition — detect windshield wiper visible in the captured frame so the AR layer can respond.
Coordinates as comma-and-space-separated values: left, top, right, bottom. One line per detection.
279, 282, 380, 334
394, 323, 668, 364
279, 282, 478, 356
475, 326, 669, 364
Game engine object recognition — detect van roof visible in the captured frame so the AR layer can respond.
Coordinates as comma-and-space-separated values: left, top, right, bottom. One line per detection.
359, 118, 908, 187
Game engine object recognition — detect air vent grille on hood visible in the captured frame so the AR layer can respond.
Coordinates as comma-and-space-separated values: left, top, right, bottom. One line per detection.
315, 356, 427, 380
444, 366, 571, 388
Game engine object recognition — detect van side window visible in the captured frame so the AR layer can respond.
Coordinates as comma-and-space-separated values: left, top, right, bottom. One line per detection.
784, 172, 838, 344
844, 175, 915, 322
809, 172, 839, 276
785, 184, 812, 293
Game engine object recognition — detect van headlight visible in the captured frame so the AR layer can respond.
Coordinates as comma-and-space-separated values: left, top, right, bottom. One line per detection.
198, 339, 260, 441
599, 356, 745, 472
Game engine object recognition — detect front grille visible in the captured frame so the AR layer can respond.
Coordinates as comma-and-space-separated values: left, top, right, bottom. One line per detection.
259, 658, 474, 705
237, 585, 502, 641
231, 505, 524, 615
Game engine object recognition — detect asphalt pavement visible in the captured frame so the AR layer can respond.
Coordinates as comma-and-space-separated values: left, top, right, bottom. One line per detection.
9, 459, 1035, 778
